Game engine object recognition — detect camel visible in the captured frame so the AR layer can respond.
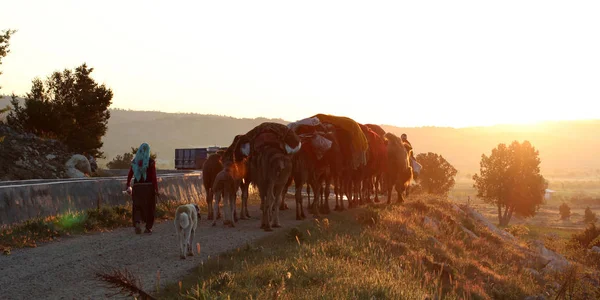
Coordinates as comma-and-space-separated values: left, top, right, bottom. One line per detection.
284, 132, 336, 220
359, 124, 387, 204
241, 123, 299, 231
221, 135, 252, 222
211, 161, 237, 227
383, 132, 413, 204
251, 144, 293, 231
202, 150, 224, 220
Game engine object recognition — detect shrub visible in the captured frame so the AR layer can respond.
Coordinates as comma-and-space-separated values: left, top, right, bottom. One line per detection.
584, 207, 598, 224
559, 203, 571, 220
571, 223, 600, 248
505, 224, 530, 237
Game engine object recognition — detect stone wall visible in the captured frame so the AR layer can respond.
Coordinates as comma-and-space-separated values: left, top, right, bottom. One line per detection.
0, 173, 204, 226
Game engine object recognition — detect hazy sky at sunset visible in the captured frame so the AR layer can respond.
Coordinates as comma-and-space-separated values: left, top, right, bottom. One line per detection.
2, 1, 599, 128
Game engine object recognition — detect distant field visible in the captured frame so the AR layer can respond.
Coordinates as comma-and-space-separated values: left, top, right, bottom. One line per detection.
448, 174, 600, 232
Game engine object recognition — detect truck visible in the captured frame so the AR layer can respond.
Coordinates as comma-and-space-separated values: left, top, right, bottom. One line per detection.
174, 147, 228, 170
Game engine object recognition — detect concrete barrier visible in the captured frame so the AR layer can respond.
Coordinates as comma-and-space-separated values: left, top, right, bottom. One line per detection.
0, 173, 204, 226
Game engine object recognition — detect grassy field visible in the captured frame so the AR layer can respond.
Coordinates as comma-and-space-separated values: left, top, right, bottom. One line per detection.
449, 175, 600, 231
156, 194, 599, 300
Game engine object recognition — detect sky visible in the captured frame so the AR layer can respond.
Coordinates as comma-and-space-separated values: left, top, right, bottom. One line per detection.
1, 0, 599, 128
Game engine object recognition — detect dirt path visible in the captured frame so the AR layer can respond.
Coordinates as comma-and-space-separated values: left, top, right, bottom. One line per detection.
0, 198, 310, 300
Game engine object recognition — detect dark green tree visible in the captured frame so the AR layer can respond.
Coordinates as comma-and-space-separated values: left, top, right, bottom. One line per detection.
106, 147, 158, 169
0, 28, 16, 90
585, 207, 598, 224
559, 202, 571, 220
415, 152, 458, 195
106, 152, 134, 169
473, 141, 546, 226
7, 63, 112, 157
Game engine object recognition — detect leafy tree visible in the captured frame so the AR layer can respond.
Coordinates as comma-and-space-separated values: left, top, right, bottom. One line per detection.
415, 152, 458, 195
0, 29, 16, 90
7, 63, 113, 157
106, 152, 134, 169
559, 203, 571, 220
106, 147, 157, 169
585, 207, 598, 224
473, 141, 546, 226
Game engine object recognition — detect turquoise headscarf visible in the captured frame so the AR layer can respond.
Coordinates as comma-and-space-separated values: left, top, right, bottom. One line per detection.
132, 143, 151, 182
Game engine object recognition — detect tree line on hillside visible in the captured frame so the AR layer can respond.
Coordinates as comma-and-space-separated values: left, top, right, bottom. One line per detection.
0, 29, 112, 158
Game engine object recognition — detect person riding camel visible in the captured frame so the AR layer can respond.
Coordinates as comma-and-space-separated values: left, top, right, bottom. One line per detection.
400, 134, 413, 155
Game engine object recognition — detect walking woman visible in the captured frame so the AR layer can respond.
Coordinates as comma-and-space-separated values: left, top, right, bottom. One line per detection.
126, 143, 159, 234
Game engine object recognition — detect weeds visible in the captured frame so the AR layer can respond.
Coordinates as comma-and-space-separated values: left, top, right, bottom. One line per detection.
158, 195, 587, 299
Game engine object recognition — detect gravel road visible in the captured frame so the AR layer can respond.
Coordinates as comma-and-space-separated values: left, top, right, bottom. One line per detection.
0, 198, 308, 300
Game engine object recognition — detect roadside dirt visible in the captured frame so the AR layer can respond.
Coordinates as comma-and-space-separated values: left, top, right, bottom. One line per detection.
0, 198, 310, 300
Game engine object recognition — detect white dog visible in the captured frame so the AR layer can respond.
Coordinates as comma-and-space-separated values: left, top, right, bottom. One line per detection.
174, 204, 200, 259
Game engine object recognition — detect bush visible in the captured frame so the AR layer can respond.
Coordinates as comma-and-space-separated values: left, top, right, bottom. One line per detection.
584, 207, 598, 224
559, 203, 571, 220
571, 223, 600, 248
414, 152, 458, 195
505, 224, 530, 237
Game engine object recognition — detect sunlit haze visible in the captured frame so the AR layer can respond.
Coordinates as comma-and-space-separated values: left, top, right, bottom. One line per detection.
2, 1, 599, 128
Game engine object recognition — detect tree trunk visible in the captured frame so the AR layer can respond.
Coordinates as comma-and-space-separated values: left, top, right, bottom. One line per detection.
499, 205, 514, 227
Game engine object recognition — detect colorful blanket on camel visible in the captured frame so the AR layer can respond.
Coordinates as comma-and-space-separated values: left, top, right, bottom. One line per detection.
360, 124, 387, 171
244, 122, 301, 154
312, 114, 368, 168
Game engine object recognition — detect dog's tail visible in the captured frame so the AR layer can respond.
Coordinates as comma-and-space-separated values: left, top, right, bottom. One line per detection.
178, 212, 190, 229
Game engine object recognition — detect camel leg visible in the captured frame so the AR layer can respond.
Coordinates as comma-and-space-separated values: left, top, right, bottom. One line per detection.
374, 175, 380, 203
323, 176, 331, 214
240, 182, 250, 219
212, 191, 221, 226
263, 183, 275, 232
295, 180, 305, 220
396, 184, 405, 204
336, 177, 342, 210
229, 191, 236, 227
223, 190, 232, 226
311, 181, 321, 218
272, 185, 284, 228
206, 188, 214, 220
233, 187, 238, 223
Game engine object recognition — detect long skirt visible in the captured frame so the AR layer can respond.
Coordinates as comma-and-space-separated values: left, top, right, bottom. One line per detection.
132, 182, 156, 230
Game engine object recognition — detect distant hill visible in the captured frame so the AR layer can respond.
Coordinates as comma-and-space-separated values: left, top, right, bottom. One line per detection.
2, 96, 599, 175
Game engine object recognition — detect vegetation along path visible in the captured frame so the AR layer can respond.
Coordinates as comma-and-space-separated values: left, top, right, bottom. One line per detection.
0, 198, 308, 300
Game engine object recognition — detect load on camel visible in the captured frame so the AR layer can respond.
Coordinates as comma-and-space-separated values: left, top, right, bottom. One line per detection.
286, 117, 343, 219
235, 122, 301, 231
287, 114, 370, 210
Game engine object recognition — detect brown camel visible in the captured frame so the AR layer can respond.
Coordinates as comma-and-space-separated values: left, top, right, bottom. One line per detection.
383, 132, 413, 204
211, 161, 237, 227
243, 123, 299, 231
202, 151, 224, 220
284, 134, 331, 220
222, 135, 252, 222
251, 144, 293, 231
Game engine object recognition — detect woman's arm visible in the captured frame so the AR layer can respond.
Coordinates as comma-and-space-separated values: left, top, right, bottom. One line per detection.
126, 166, 134, 188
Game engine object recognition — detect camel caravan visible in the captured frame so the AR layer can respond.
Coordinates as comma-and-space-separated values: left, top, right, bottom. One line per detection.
204, 114, 422, 231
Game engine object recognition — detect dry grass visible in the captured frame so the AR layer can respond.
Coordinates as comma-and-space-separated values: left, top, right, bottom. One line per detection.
157, 194, 596, 300
0, 197, 202, 253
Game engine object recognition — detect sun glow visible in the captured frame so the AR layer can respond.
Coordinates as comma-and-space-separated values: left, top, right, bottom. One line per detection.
1, 0, 599, 128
